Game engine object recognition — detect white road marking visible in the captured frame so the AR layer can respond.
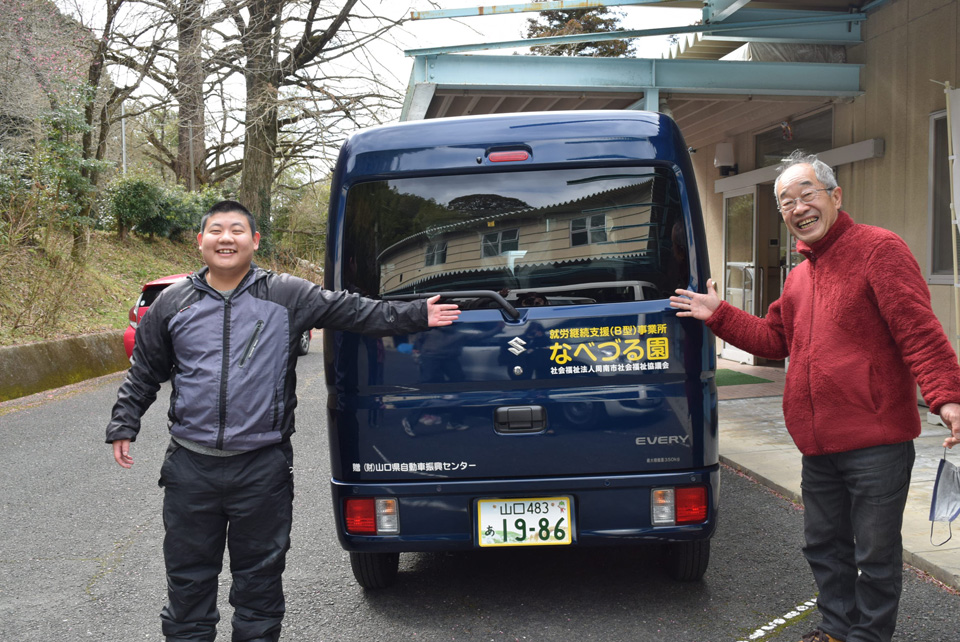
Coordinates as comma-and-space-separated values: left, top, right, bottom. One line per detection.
736, 597, 818, 641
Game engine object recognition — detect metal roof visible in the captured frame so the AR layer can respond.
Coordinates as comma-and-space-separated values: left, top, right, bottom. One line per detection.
401, 1, 883, 152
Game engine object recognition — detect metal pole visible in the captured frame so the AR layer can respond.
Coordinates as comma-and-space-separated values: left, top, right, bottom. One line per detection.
943, 82, 960, 357
189, 122, 195, 191
120, 101, 127, 174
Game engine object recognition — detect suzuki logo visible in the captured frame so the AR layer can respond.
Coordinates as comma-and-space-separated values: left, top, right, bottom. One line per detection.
507, 337, 527, 355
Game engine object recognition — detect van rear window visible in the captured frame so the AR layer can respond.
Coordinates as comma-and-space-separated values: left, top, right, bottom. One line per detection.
341, 167, 689, 305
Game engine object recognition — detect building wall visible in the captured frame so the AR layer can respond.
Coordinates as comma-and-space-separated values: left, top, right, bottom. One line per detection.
694, 0, 960, 355
839, 0, 959, 338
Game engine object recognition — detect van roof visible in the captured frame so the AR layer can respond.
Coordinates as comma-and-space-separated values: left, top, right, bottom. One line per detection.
337, 110, 691, 176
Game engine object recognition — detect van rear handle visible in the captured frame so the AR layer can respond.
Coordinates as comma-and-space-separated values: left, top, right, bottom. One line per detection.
383, 290, 520, 320
495, 406, 546, 433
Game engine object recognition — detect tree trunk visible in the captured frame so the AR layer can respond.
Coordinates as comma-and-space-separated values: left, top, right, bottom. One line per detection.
238, 0, 282, 252
175, 0, 206, 189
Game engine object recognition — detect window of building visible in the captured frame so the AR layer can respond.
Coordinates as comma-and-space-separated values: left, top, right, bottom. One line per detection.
929, 110, 953, 284
571, 214, 607, 247
481, 229, 519, 257
755, 109, 833, 169
424, 241, 447, 266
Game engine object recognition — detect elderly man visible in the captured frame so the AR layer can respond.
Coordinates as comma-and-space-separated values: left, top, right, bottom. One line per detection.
670, 151, 960, 642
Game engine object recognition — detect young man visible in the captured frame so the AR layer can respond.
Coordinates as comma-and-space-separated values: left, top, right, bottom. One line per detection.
671, 152, 960, 642
106, 200, 459, 642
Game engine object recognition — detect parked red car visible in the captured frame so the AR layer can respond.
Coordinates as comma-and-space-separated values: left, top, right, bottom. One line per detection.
124, 273, 313, 363
123, 274, 191, 362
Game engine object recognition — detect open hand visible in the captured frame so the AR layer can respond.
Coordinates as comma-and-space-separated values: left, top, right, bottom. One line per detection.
426, 295, 461, 327
669, 279, 722, 321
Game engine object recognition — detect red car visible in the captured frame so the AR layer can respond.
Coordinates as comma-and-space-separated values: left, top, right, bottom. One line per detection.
123, 273, 313, 363
123, 274, 191, 362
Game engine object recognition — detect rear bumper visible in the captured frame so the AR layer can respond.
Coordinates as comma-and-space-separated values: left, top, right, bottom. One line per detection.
331, 466, 719, 552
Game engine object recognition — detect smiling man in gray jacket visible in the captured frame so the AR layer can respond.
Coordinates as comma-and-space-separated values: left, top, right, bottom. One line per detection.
106, 200, 459, 642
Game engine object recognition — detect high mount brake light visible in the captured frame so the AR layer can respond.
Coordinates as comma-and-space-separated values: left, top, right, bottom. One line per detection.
488, 150, 529, 163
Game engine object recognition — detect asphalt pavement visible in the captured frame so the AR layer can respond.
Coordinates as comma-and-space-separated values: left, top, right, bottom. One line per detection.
716, 358, 960, 591
2, 355, 958, 641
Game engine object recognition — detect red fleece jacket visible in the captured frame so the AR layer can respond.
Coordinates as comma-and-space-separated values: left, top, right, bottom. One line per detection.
707, 211, 960, 456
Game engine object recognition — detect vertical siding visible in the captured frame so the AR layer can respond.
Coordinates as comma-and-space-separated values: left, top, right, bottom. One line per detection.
837, 0, 959, 336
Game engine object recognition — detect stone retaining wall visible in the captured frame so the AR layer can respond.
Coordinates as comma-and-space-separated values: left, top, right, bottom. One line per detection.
0, 331, 129, 402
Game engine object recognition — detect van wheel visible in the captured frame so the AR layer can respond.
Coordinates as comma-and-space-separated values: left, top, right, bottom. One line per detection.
666, 539, 710, 581
350, 551, 399, 589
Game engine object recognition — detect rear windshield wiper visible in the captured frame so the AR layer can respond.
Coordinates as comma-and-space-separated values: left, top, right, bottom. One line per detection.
383, 290, 520, 320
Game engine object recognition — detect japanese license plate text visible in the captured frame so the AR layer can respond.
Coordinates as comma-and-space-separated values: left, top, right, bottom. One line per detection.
477, 497, 573, 547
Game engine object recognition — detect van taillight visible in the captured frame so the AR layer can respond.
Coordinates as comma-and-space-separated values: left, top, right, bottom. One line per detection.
676, 486, 708, 524
344, 498, 399, 535
651, 485, 708, 526
345, 499, 376, 534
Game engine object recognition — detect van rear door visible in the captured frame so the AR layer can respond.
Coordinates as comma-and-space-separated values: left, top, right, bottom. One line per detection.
327, 164, 714, 482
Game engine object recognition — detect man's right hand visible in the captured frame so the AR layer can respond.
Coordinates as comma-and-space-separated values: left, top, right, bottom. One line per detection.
113, 439, 134, 468
670, 278, 722, 321
939, 403, 960, 449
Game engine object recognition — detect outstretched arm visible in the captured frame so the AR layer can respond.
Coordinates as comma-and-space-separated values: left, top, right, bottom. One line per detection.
426, 295, 461, 327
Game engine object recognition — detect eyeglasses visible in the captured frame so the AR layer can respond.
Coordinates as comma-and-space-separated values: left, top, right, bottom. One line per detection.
779, 188, 833, 213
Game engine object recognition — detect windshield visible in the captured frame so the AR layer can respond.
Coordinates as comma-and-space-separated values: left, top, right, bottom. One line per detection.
341, 166, 689, 306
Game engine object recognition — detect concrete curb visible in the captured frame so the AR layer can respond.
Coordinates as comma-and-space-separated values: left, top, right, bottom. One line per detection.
0, 331, 129, 403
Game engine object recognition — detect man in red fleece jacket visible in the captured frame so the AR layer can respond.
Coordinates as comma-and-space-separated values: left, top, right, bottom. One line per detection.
670, 151, 960, 642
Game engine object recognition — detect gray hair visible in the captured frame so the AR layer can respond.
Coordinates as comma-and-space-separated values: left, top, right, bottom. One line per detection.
774, 150, 838, 196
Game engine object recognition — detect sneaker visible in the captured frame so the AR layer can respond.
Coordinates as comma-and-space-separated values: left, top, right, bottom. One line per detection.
800, 631, 843, 642
402, 418, 416, 437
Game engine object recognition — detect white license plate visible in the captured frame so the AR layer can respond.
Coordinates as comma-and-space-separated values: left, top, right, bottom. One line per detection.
477, 497, 573, 547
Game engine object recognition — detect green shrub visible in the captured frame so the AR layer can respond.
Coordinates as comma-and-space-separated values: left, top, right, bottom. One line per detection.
106, 175, 222, 240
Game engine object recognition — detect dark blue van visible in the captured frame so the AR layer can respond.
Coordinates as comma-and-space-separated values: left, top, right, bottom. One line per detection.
323, 111, 718, 588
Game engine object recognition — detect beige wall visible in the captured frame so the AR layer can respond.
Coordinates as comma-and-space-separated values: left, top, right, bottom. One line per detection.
695, 0, 960, 353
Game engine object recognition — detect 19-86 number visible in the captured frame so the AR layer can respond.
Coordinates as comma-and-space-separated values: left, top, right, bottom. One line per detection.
477, 496, 573, 547
496, 517, 566, 543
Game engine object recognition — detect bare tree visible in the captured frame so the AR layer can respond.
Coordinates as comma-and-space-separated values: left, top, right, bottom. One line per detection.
231, 0, 405, 248
99, 0, 406, 252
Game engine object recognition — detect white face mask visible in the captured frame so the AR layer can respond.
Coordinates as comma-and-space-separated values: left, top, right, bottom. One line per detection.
930, 450, 960, 546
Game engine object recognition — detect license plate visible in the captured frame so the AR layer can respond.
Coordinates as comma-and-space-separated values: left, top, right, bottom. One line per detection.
477, 497, 573, 547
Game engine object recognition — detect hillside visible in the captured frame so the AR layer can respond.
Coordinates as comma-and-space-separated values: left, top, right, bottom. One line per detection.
0, 231, 321, 347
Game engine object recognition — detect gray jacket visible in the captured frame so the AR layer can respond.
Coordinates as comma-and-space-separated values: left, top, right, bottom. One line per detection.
106, 266, 429, 451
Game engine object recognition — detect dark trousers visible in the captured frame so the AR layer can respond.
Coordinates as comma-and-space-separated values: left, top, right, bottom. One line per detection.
158, 441, 294, 642
801, 441, 914, 642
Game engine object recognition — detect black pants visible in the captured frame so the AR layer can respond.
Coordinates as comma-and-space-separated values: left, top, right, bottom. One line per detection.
801, 441, 915, 642
158, 440, 294, 642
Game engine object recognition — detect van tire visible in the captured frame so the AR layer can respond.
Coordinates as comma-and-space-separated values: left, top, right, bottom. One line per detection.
350, 551, 399, 589
666, 539, 710, 581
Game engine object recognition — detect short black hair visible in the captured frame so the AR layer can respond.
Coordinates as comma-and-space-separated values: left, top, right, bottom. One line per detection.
199, 200, 257, 236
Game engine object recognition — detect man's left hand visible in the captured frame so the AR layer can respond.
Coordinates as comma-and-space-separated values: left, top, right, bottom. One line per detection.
426, 295, 461, 327
939, 402, 960, 449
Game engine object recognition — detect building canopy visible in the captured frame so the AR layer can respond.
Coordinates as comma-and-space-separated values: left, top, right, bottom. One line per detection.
401, 0, 883, 153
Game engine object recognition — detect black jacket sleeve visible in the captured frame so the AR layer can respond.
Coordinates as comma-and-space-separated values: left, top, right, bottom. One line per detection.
283, 274, 430, 336
104, 286, 180, 443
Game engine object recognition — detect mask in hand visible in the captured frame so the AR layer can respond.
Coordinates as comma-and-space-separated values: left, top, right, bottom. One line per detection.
929, 449, 960, 546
